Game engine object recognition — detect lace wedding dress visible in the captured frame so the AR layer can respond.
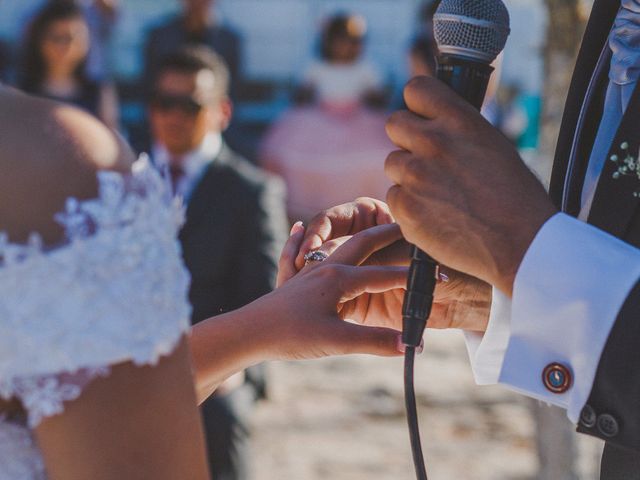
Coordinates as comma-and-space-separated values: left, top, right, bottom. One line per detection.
0, 158, 192, 479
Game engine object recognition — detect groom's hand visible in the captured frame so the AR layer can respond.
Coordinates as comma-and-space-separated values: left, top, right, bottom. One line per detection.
385, 76, 557, 296
281, 198, 493, 333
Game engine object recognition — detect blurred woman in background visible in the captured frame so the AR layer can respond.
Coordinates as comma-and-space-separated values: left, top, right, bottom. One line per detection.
20, 0, 118, 129
259, 13, 393, 222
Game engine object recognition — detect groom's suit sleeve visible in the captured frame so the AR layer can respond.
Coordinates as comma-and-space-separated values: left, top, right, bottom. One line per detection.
464, 212, 640, 448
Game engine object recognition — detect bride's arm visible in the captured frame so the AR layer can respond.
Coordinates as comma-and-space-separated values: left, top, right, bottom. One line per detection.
189, 224, 408, 403
36, 341, 211, 480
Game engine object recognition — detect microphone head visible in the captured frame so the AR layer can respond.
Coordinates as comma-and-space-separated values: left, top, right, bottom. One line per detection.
433, 0, 510, 64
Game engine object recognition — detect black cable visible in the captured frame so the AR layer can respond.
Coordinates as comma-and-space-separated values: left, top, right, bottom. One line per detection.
404, 346, 428, 480
402, 246, 436, 480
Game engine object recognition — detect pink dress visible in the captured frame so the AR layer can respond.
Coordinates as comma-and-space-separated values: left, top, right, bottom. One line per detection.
260, 61, 394, 220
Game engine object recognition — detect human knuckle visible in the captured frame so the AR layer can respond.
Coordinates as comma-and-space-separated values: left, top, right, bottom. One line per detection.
318, 264, 343, 280
386, 111, 404, 130
417, 130, 445, 153
354, 196, 374, 206
404, 76, 428, 97
386, 185, 400, 205
405, 156, 424, 178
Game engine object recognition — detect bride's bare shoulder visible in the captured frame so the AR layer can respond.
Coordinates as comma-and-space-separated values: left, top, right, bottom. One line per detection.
0, 88, 135, 244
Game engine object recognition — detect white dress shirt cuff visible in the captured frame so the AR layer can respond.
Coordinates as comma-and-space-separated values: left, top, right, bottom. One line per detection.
498, 213, 640, 423
463, 288, 512, 385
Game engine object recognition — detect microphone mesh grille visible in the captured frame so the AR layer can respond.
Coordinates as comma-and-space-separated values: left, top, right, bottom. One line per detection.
434, 0, 510, 62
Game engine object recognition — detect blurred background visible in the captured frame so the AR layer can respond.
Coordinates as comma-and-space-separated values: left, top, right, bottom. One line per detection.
0, 0, 605, 478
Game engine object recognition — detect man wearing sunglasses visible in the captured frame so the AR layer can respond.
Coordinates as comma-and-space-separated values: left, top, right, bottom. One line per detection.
148, 46, 288, 480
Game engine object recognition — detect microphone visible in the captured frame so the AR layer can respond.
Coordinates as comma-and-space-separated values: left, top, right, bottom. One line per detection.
401, 2, 510, 479
402, 0, 511, 349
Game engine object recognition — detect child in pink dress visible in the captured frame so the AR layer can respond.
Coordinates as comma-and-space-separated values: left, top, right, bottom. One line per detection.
260, 14, 394, 221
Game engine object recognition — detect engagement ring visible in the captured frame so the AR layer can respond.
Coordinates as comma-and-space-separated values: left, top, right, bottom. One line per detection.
303, 250, 329, 265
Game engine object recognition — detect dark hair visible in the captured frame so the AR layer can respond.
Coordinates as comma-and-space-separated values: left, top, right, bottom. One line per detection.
152, 46, 230, 101
320, 13, 367, 60
20, 0, 90, 93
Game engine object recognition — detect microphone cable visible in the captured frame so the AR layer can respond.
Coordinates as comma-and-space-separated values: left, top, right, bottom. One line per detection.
405, 346, 427, 480
402, 246, 438, 480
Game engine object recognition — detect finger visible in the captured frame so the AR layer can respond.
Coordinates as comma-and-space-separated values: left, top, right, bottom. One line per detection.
403, 76, 472, 121
329, 323, 403, 357
364, 239, 412, 267
386, 185, 423, 242
329, 265, 408, 302
295, 198, 394, 270
276, 221, 305, 287
325, 224, 404, 267
387, 111, 452, 160
300, 236, 351, 273
384, 150, 431, 192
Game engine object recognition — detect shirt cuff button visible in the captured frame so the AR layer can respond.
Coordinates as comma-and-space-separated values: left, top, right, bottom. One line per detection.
579, 405, 597, 428
597, 414, 620, 438
542, 363, 572, 394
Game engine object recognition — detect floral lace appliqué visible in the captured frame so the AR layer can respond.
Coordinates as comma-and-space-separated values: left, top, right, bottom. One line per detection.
0, 156, 192, 429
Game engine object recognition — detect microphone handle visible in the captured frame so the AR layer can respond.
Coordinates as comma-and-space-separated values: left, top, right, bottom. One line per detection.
401, 56, 494, 346
402, 246, 438, 347
436, 56, 495, 110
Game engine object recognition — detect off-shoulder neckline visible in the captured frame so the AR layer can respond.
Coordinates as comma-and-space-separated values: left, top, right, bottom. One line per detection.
0, 155, 179, 269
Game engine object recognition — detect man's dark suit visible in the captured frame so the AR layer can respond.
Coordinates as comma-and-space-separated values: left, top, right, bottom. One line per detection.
549, 0, 640, 477
177, 144, 287, 480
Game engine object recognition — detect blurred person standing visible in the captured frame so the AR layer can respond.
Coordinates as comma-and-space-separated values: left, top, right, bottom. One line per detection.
146, 46, 287, 480
143, 0, 242, 96
19, 0, 119, 129
82, 0, 119, 81
259, 13, 393, 221
21, 0, 119, 82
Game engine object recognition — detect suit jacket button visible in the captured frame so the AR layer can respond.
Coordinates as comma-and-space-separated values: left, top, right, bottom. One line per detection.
580, 405, 597, 428
542, 363, 572, 394
597, 414, 619, 438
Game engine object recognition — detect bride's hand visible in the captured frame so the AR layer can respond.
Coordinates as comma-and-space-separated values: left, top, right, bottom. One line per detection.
279, 220, 409, 328
280, 198, 492, 333
260, 224, 409, 360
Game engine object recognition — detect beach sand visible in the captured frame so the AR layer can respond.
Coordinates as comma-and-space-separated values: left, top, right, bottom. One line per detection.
252, 329, 603, 479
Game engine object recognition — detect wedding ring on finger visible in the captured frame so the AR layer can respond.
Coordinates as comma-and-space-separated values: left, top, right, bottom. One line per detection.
304, 250, 329, 266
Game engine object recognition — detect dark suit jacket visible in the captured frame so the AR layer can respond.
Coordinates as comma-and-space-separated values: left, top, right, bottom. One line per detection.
178, 144, 287, 400
179, 144, 287, 324
549, 0, 640, 476
143, 16, 242, 92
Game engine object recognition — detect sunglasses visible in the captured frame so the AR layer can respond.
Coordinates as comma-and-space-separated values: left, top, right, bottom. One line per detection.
150, 93, 205, 116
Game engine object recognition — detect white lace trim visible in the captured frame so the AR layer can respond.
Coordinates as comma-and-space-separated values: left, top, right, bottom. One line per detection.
0, 156, 192, 427
0, 419, 46, 479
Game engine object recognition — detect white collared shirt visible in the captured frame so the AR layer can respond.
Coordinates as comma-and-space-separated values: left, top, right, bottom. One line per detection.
465, 6, 640, 423
153, 133, 223, 202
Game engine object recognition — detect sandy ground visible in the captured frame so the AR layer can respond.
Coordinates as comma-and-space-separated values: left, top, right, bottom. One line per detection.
251, 329, 602, 480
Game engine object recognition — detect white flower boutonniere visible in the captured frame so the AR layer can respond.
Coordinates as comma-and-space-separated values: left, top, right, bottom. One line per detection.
610, 142, 640, 197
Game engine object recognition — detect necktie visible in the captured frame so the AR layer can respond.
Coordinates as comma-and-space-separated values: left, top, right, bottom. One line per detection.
169, 162, 184, 195
579, 1, 640, 215
609, 0, 640, 86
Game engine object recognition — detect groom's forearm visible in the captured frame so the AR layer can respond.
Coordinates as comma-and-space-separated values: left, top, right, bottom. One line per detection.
188, 299, 278, 404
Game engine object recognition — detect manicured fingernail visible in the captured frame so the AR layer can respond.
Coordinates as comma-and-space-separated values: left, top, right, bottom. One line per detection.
290, 221, 304, 236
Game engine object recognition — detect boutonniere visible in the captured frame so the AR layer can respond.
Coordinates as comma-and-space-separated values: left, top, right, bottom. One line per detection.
610, 142, 640, 197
